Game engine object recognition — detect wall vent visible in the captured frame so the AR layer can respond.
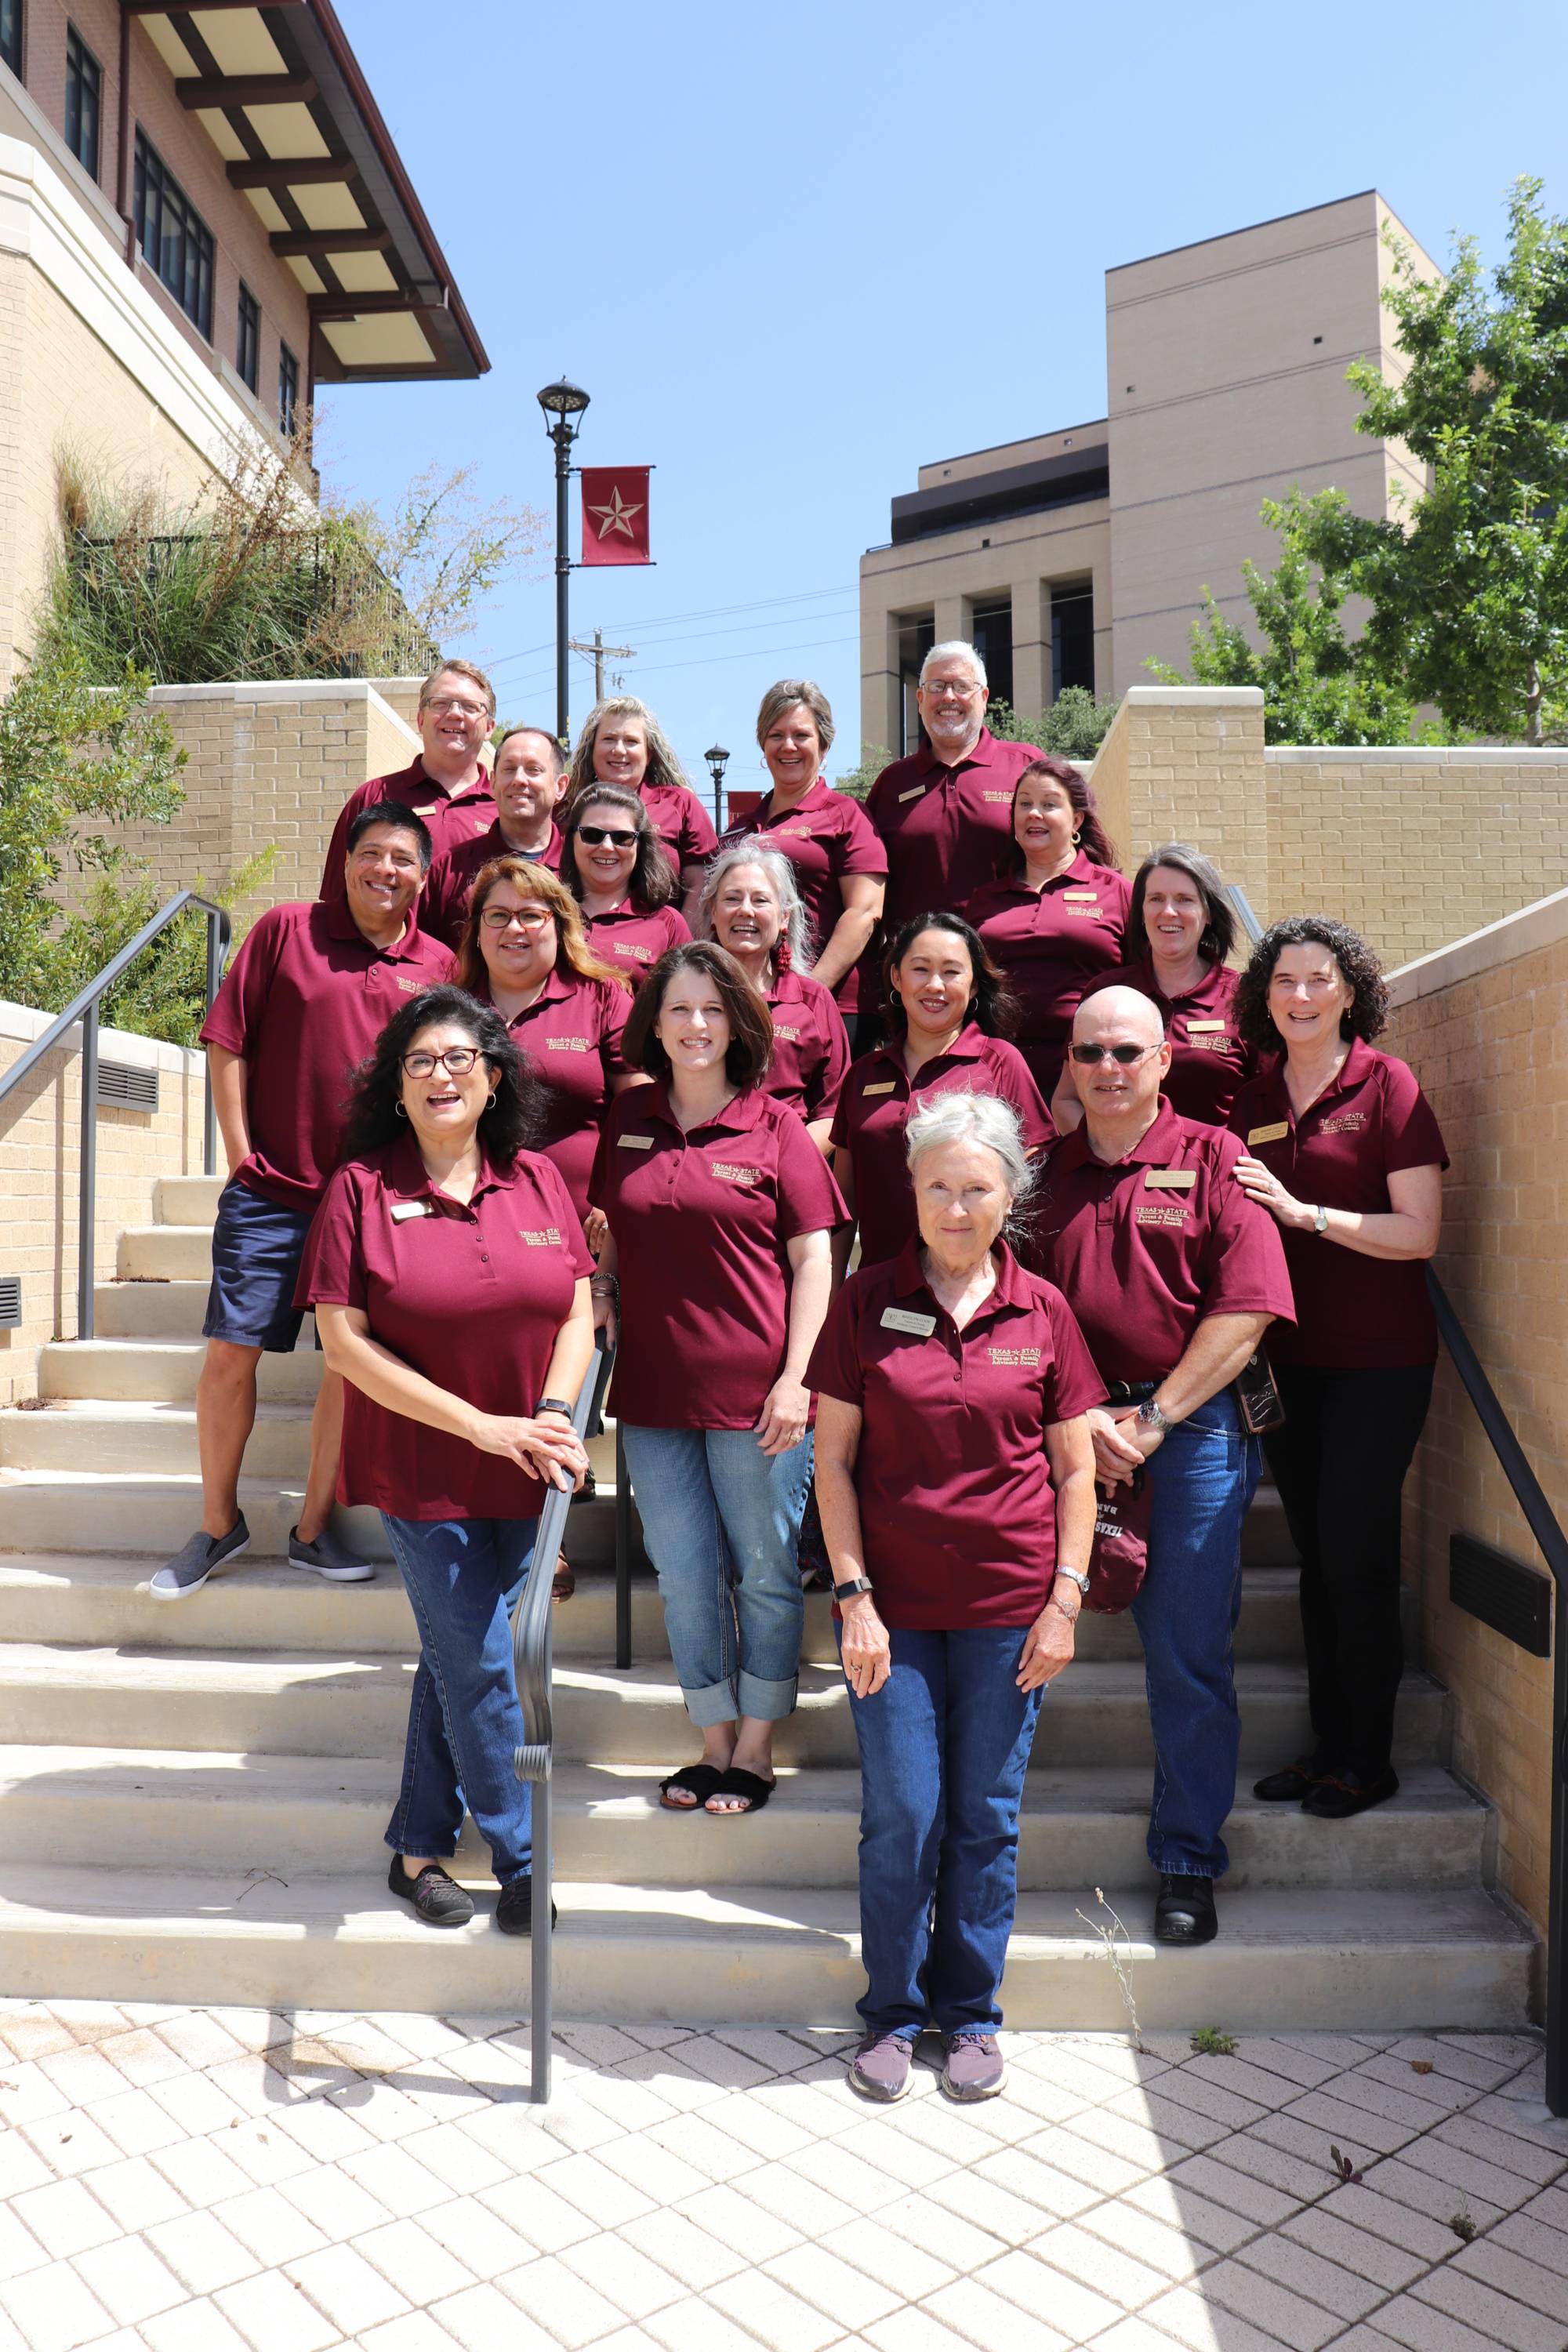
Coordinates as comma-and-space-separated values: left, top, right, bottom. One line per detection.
96, 1060, 158, 1110
1449, 1532, 1552, 1659
0, 1276, 20, 1329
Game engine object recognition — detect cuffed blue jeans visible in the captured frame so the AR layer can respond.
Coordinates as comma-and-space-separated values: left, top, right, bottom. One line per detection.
1131, 1387, 1261, 1878
381, 1514, 538, 1885
620, 1425, 809, 1726
841, 1626, 1044, 2036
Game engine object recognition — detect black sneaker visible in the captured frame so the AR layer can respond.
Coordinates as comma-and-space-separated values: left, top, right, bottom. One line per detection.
387, 1856, 474, 1926
150, 1517, 249, 1601
1154, 1871, 1218, 1945
1254, 1754, 1330, 1802
1302, 1766, 1399, 1820
495, 1876, 558, 1936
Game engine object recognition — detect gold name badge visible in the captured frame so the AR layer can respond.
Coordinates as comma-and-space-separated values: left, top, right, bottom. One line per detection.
1062, 888, 1098, 901
898, 786, 926, 803
862, 1080, 898, 1096
390, 1201, 432, 1221
618, 1134, 655, 1150
1248, 1121, 1289, 1147
411, 803, 438, 815
1186, 1020, 1226, 1034
881, 1307, 937, 1336
1145, 1169, 1197, 1191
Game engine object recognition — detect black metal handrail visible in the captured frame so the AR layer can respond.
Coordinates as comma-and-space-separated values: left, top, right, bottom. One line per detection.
0, 893, 231, 1341
512, 1343, 605, 2106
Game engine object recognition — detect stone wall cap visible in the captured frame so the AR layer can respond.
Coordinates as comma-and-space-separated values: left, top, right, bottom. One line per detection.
0, 998, 203, 1075
1123, 686, 1265, 709
1269, 743, 1568, 768
147, 681, 389, 707
1387, 884, 1568, 1005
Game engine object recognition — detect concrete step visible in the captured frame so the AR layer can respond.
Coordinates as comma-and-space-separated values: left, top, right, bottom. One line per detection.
92, 1281, 211, 1339
41, 1339, 324, 1405
154, 1175, 223, 1227
0, 1748, 1489, 1892
0, 1556, 1314, 1667
116, 1225, 213, 1282
0, 1646, 1449, 1768
0, 1867, 1530, 2027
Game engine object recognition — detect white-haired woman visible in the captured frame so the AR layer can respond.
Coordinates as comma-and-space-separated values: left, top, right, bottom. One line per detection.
568, 695, 717, 898
716, 680, 887, 1044
809, 1092, 1101, 2106
697, 844, 850, 1154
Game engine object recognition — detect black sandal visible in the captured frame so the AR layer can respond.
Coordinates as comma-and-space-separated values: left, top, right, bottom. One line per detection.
659, 1763, 726, 1811
706, 1766, 775, 1814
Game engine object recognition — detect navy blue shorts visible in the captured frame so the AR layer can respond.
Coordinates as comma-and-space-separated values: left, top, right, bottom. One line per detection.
202, 1178, 315, 1353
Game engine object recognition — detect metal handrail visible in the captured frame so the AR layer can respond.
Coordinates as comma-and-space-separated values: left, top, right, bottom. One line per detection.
512, 1344, 604, 2106
0, 892, 231, 1340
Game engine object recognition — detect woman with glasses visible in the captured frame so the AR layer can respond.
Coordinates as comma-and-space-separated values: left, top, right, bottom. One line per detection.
1229, 917, 1446, 1822
963, 757, 1130, 1102
299, 985, 593, 1932
568, 695, 717, 898
695, 844, 848, 1154
561, 785, 691, 989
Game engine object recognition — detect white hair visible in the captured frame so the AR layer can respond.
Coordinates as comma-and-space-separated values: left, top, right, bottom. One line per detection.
919, 639, 987, 692
905, 1089, 1033, 1212
696, 842, 813, 971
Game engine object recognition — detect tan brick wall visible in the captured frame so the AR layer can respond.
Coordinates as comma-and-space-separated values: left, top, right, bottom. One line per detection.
1087, 687, 1269, 911
1385, 892, 1568, 1944
0, 1006, 206, 1403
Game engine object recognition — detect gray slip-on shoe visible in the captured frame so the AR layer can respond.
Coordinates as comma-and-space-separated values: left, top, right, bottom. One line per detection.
289, 1523, 375, 1581
150, 1517, 249, 1601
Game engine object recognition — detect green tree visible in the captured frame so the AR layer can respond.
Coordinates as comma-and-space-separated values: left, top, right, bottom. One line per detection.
1146, 488, 1421, 746
988, 686, 1121, 760
833, 744, 895, 801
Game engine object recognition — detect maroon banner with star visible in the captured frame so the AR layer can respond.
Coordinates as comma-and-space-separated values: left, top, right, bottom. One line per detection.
580, 467, 651, 566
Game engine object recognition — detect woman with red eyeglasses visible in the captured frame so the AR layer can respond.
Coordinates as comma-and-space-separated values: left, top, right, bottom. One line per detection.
561, 786, 691, 990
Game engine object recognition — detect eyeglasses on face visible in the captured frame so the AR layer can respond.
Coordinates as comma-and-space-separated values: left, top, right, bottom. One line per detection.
401, 1047, 485, 1078
576, 824, 638, 848
422, 695, 488, 720
921, 678, 980, 700
481, 906, 552, 932
1069, 1041, 1159, 1066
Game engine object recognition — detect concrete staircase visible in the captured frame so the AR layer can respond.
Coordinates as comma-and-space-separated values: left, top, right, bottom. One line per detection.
0, 1175, 1537, 2029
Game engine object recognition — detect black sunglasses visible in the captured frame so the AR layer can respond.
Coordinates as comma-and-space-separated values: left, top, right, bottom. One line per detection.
1069, 1042, 1157, 1066
576, 824, 637, 848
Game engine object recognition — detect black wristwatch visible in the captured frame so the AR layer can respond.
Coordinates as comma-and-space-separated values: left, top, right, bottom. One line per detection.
833, 1577, 875, 1602
537, 1397, 575, 1418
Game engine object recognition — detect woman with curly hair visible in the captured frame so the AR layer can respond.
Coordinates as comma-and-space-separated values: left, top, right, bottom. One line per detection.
963, 756, 1131, 1100
568, 694, 717, 896
1228, 916, 1447, 1821
297, 985, 593, 1931
560, 784, 691, 989
830, 912, 1054, 1267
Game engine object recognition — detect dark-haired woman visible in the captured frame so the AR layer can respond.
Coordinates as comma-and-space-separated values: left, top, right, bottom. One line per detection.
1228, 917, 1446, 1821
963, 757, 1130, 1100
830, 913, 1053, 1267
1055, 842, 1258, 1131
591, 942, 844, 1814
696, 844, 849, 1154
568, 695, 717, 898
298, 985, 593, 1931
561, 784, 692, 989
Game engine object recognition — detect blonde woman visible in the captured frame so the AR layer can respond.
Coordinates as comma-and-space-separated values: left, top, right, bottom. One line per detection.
568, 694, 717, 896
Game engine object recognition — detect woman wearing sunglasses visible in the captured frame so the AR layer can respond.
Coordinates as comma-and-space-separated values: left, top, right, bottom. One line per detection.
299, 985, 593, 1932
568, 695, 717, 898
561, 786, 691, 989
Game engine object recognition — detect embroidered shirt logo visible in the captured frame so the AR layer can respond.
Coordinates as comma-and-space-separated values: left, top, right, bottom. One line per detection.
981, 790, 1012, 804
710, 1162, 761, 1186
1135, 1203, 1189, 1229
988, 1346, 1042, 1367
520, 1227, 563, 1247
395, 975, 422, 992
1185, 1031, 1233, 1052
1319, 1111, 1368, 1134
617, 943, 654, 962
544, 1036, 592, 1053
772, 1023, 802, 1043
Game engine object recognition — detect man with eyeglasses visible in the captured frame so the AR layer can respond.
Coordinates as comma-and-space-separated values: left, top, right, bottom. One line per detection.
420, 724, 568, 948
153, 807, 452, 1601
1028, 987, 1294, 1947
318, 662, 499, 902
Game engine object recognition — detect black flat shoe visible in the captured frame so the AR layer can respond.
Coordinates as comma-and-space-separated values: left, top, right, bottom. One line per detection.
1154, 1871, 1218, 1945
495, 1875, 559, 1936
1254, 1755, 1330, 1802
388, 1856, 474, 1926
1302, 1766, 1399, 1820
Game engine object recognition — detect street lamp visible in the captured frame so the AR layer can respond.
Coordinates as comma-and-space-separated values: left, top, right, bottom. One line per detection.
537, 378, 590, 748
704, 744, 730, 832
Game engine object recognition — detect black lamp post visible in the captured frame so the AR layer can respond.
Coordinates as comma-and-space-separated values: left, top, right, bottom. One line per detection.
536, 379, 590, 748
705, 744, 730, 832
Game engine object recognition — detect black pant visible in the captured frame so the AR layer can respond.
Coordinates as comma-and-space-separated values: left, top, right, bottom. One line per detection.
1263, 1363, 1434, 1777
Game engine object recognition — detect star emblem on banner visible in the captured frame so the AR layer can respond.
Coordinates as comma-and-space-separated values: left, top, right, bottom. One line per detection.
587, 485, 644, 539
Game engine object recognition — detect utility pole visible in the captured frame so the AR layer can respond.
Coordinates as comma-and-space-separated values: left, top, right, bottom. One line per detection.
569, 628, 635, 704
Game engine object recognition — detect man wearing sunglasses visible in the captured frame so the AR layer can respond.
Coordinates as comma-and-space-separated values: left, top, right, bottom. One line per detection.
318, 662, 499, 902
420, 725, 568, 948
1028, 988, 1294, 1947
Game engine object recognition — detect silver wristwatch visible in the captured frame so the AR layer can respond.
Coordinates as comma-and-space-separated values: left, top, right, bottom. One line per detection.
1054, 1566, 1091, 1598
1136, 1396, 1174, 1436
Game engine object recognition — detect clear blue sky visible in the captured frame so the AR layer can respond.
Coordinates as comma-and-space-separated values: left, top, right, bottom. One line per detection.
321, 0, 1565, 790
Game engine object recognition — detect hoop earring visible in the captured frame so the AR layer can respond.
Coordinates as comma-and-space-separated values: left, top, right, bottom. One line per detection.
481, 1093, 495, 1114
394, 1102, 408, 1119
1072, 829, 1082, 846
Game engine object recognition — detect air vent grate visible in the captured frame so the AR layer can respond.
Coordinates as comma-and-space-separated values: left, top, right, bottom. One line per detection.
1449, 1532, 1552, 1658
96, 1061, 158, 1110
0, 1276, 20, 1329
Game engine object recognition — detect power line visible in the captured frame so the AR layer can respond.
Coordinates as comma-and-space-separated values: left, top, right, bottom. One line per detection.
492, 626, 862, 705
485, 582, 858, 677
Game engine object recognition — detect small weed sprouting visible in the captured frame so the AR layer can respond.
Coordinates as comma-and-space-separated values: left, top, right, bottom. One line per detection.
1329, 2144, 1365, 2185
1076, 1886, 1147, 2053
1190, 2027, 1238, 2058
1449, 2209, 1478, 2244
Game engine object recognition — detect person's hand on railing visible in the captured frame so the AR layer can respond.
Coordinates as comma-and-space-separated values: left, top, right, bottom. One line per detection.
471, 1412, 588, 1491
590, 1274, 618, 1350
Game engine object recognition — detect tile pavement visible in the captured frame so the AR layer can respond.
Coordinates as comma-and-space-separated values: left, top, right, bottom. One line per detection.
0, 2003, 1561, 2351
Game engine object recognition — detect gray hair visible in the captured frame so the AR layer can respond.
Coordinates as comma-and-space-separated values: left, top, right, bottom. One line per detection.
755, 678, 836, 757
905, 1089, 1036, 1228
919, 639, 988, 691
695, 842, 813, 972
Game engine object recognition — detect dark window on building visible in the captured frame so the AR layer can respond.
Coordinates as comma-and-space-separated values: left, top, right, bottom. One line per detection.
133, 130, 213, 338
0, 0, 21, 77
896, 612, 935, 757
1051, 583, 1095, 699
278, 343, 299, 437
237, 283, 260, 391
64, 26, 100, 178
969, 596, 1014, 716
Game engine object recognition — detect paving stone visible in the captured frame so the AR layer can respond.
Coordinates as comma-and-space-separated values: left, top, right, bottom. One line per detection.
1410, 2259, 1567, 2350
971, 2146, 1102, 2222
96, 2030, 190, 2089
69, 2234, 187, 2325
725, 2161, 860, 2240
1452, 2233, 1568, 2318
480, 2172, 599, 2252
139, 2296, 256, 2352
1281, 2203, 1429, 2290
213, 2184, 330, 2266
1383, 2134, 1537, 2215
1145, 2277, 1309, 2352
1433, 2111, 1566, 2185
676, 2183, 804, 2263
1488, 2205, 1568, 2278
619, 2209, 748, 2294
151, 2133, 258, 2212
284, 2243, 409, 2336
1072, 2195, 1208, 2282
144, 2209, 261, 2296
588, 2129, 711, 2208
1108, 2089, 1229, 2155
829, 2118, 954, 2191
9, 2180, 119, 2262
1238, 2227, 1384, 2321
861, 2310, 988, 2352
920, 2276, 1072, 2350
1122, 2175, 1257, 2256
764, 2245, 905, 2331
1230, 2038, 1354, 2092
155, 2014, 249, 2073
818, 2218, 956, 2303
274, 2161, 395, 2243
1023, 2126, 1148, 2198
0, 2066, 71, 2130
356, 2314, 463, 2352
430, 2281, 560, 2352
976, 2248, 1122, 2340
337, 2140, 450, 2218
1355, 2055, 1489, 2114
875, 2192, 1008, 2276
350, 2217, 477, 2307
646, 2296, 796, 2352
1460, 2094, 1568, 2165
1356, 2158, 1504, 2236
1022, 2220, 1169, 2311
19, 2113, 122, 2180
0, 2212, 45, 2288
503, 2252, 659, 2349
0, 2136, 51, 2202
1204, 2129, 1332, 2207
1279, 2090, 1422, 2158
1163, 2151, 1301, 2228
926, 2163, 1066, 2248
220, 2118, 317, 2189
1084, 2320, 1205, 2352
0, 2257, 115, 2352
213, 2266, 345, 2351
1374, 2290, 1530, 2352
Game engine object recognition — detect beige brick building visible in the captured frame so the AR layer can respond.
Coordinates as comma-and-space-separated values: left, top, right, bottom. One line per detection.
860, 191, 1433, 753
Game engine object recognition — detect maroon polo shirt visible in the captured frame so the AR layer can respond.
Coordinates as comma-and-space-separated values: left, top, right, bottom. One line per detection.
319, 759, 498, 902
965, 854, 1132, 1097
583, 899, 691, 989
808, 1242, 1105, 1629
473, 967, 631, 1220
199, 901, 452, 1213
637, 779, 718, 871
829, 1023, 1056, 1267
1228, 1041, 1448, 1369
591, 1081, 844, 1431
298, 1136, 591, 1521
1026, 1098, 1294, 1385
716, 779, 887, 1014
1082, 956, 1256, 1129
763, 968, 850, 1126
864, 728, 1041, 934
419, 821, 564, 950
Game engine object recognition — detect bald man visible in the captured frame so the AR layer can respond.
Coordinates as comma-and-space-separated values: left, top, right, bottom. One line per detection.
1027, 987, 1294, 1946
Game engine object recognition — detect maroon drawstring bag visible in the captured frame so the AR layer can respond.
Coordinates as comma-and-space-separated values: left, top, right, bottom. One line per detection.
1086, 1468, 1152, 1613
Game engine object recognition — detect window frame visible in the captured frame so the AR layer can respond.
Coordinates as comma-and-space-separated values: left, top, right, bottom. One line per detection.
133, 128, 215, 341
0, 0, 22, 79
278, 342, 299, 437
237, 281, 260, 393
64, 23, 102, 182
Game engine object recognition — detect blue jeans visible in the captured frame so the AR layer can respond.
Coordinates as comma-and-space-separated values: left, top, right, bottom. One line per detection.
1131, 1387, 1261, 1878
620, 1425, 809, 1726
381, 1515, 539, 1884
842, 1627, 1044, 2036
